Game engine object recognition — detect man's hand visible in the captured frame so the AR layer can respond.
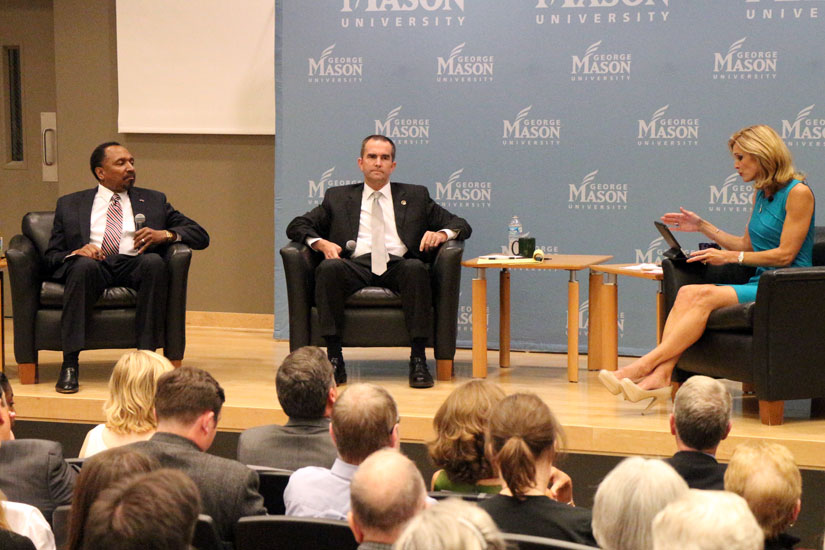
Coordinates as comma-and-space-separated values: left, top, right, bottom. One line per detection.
419, 230, 447, 252
73, 244, 104, 261
547, 466, 574, 505
312, 239, 343, 260
134, 228, 168, 254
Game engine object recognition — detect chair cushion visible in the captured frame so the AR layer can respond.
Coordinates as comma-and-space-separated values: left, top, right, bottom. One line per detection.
344, 286, 402, 307
39, 281, 138, 308
705, 302, 755, 331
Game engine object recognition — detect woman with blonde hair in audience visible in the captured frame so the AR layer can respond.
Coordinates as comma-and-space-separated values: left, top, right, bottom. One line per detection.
724, 440, 803, 550
478, 392, 596, 546
592, 457, 689, 550
393, 498, 507, 550
427, 380, 506, 494
78, 350, 174, 457
66, 446, 160, 550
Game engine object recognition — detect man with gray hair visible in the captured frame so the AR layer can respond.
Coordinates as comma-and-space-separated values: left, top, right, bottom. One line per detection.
238, 346, 338, 470
652, 490, 763, 550
284, 383, 400, 520
665, 375, 731, 490
348, 449, 427, 550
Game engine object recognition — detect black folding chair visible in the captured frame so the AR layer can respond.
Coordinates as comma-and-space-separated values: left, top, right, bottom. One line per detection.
234, 515, 357, 550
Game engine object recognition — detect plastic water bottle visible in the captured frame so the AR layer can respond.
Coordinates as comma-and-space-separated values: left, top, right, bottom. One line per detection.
508, 216, 523, 255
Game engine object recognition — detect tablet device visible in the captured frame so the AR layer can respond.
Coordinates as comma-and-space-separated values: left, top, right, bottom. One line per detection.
654, 221, 688, 261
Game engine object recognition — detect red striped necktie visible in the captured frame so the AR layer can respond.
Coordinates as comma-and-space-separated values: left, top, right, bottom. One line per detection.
100, 194, 123, 257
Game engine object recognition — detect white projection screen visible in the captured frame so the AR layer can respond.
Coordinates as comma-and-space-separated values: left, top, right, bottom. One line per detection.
116, 0, 275, 135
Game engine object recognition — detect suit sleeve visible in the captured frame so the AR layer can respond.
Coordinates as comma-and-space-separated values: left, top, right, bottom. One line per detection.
425, 190, 472, 240
47, 444, 77, 508
163, 200, 210, 250
286, 198, 333, 244
44, 197, 74, 272
238, 468, 268, 517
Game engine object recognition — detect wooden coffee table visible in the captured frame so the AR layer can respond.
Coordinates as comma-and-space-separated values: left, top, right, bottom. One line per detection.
587, 263, 664, 372
462, 254, 612, 382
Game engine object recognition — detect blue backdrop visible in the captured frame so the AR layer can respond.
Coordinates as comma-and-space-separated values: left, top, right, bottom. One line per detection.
274, 0, 825, 357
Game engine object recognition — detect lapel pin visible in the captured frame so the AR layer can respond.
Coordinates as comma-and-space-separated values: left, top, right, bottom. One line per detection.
401, 200, 407, 206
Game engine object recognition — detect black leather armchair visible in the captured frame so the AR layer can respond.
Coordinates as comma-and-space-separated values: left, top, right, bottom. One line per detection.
6, 212, 193, 384
280, 240, 464, 381
662, 227, 825, 425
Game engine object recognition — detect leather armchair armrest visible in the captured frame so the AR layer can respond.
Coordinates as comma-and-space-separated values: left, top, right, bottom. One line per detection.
280, 241, 318, 351
431, 240, 464, 360
163, 242, 193, 361
6, 235, 43, 364
662, 259, 754, 313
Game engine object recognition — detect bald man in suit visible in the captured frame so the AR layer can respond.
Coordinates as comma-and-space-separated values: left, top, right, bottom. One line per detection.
286, 135, 471, 388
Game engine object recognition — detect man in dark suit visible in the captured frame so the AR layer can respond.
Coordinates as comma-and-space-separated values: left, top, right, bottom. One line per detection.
665, 375, 731, 490
238, 346, 339, 470
0, 380, 76, 524
45, 142, 209, 393
126, 366, 266, 543
286, 135, 471, 388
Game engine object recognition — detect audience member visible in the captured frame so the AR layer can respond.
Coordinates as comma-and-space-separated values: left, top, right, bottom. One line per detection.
348, 449, 427, 550
0, 489, 52, 550
0, 490, 35, 550
126, 366, 266, 542
285, 383, 400, 519
479, 393, 596, 546
665, 375, 731, 489
725, 440, 802, 550
0, 372, 16, 430
81, 469, 200, 550
238, 346, 339, 470
428, 380, 505, 494
393, 498, 507, 550
592, 457, 689, 550
0, 386, 75, 524
78, 350, 174, 458
67, 447, 160, 550
651, 490, 763, 550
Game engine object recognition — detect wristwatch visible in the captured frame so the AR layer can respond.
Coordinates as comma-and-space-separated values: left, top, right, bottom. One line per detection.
738, 251, 745, 265
165, 230, 175, 242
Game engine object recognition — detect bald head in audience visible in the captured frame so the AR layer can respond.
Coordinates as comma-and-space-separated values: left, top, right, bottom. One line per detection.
651, 490, 763, 550
332, 383, 400, 465
348, 449, 427, 547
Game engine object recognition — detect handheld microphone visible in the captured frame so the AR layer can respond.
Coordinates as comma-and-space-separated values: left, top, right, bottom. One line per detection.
134, 213, 146, 230
344, 240, 356, 257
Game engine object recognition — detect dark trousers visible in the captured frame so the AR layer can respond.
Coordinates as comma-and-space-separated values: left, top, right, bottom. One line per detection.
314, 255, 432, 341
58, 253, 167, 354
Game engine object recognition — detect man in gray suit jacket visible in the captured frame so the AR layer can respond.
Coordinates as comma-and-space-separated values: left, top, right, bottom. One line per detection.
0, 382, 76, 524
238, 346, 338, 470
127, 366, 266, 543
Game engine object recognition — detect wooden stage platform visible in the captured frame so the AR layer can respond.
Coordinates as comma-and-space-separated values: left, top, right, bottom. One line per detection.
6, 322, 825, 470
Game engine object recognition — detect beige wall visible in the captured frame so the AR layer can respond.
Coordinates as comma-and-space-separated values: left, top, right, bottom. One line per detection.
47, 0, 275, 314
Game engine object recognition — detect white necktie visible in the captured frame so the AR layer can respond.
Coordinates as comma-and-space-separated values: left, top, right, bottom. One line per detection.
370, 191, 388, 275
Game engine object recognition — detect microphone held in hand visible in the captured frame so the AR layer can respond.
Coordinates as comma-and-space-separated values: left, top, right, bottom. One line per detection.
344, 240, 356, 257
134, 213, 146, 230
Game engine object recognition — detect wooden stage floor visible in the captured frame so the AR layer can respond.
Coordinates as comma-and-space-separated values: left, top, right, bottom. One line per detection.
6, 323, 825, 470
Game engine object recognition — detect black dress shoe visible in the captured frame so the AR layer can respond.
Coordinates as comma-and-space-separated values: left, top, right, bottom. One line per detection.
55, 365, 79, 394
409, 357, 434, 389
330, 356, 347, 386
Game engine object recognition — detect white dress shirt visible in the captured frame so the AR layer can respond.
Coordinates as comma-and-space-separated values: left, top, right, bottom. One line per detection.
89, 184, 137, 255
2, 501, 56, 550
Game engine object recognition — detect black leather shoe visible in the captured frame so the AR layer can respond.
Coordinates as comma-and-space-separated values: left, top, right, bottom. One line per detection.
330, 356, 347, 386
409, 357, 434, 389
55, 366, 79, 394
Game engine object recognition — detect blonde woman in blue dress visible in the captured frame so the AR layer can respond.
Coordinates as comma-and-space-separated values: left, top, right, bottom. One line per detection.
600, 125, 815, 406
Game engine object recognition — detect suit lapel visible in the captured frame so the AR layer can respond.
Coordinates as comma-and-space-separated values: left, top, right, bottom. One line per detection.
129, 187, 146, 222
346, 184, 364, 239
78, 188, 96, 244
391, 182, 407, 233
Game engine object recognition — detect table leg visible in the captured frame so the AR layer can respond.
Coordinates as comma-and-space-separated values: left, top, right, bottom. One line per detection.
499, 269, 510, 369
472, 269, 488, 378
603, 273, 618, 371
656, 281, 665, 344
587, 271, 603, 370
567, 271, 579, 382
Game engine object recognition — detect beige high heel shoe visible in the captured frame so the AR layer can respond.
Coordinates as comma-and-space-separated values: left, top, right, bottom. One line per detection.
598, 370, 624, 396
620, 378, 671, 414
